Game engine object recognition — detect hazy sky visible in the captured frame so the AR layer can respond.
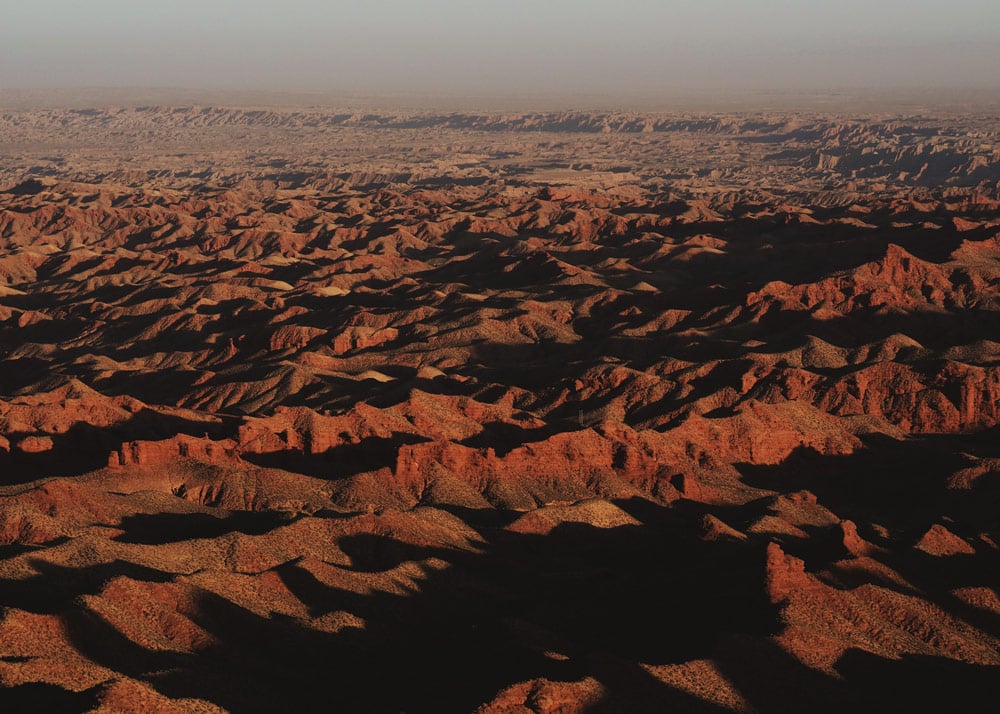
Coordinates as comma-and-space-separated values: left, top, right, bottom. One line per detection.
2, 1, 998, 94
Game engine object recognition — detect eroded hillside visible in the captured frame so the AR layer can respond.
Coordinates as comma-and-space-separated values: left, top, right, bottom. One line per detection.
0, 106, 998, 713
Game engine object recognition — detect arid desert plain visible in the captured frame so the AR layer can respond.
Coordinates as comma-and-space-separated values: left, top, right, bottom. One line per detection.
0, 93, 999, 712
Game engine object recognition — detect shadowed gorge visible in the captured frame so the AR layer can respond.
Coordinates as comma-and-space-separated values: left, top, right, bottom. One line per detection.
0, 102, 998, 712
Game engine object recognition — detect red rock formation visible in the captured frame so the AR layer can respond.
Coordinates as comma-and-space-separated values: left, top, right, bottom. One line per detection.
0, 105, 998, 712
110, 435, 239, 468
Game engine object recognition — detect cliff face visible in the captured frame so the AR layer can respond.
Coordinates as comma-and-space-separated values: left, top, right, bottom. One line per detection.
110, 434, 240, 468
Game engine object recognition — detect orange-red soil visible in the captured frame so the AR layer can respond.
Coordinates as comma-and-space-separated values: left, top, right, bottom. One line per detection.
0, 105, 998, 712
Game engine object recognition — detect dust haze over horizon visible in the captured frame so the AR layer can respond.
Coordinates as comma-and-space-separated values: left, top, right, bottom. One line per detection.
1, 0, 999, 98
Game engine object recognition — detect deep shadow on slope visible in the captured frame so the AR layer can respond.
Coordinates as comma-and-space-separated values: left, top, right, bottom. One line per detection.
738, 431, 1000, 535
0, 408, 236, 486
114, 510, 298, 546
709, 636, 1000, 714
50, 499, 779, 713
736, 432, 1000, 646
240, 433, 428, 480
34, 492, 995, 712
0, 683, 101, 714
